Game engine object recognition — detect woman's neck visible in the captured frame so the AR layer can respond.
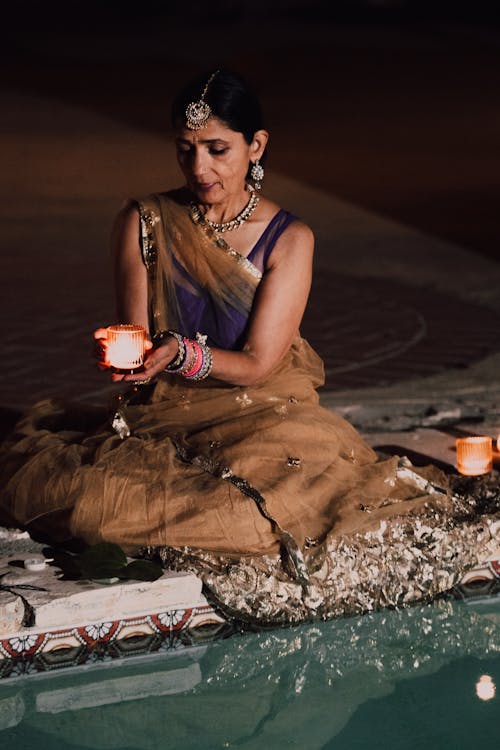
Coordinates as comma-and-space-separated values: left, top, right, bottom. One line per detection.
200, 188, 251, 224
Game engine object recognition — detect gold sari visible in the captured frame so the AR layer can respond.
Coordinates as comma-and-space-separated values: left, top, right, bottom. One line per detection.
1, 192, 498, 624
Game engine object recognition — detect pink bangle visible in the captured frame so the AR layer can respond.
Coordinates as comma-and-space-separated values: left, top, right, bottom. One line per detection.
180, 339, 196, 373
182, 341, 203, 378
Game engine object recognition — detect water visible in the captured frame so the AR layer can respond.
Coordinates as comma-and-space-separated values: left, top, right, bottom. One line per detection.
0, 598, 498, 750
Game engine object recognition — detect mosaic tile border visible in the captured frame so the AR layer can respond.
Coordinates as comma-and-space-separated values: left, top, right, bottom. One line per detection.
2, 557, 499, 680
0, 604, 230, 680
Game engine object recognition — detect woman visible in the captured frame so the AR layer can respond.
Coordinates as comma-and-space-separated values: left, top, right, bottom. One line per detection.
1, 71, 497, 624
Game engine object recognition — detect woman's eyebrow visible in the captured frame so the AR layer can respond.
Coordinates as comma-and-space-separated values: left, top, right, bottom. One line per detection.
176, 137, 230, 145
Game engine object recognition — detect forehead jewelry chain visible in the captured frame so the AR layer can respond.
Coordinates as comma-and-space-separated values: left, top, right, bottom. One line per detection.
191, 189, 260, 233
185, 70, 220, 130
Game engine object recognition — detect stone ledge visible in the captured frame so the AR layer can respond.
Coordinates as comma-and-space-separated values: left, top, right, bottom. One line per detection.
0, 600, 225, 681
0, 553, 203, 637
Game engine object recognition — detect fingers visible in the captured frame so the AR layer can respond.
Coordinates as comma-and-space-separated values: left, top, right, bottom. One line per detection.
93, 340, 109, 367
120, 342, 175, 382
93, 327, 108, 340
92, 327, 110, 369
143, 343, 175, 373
121, 362, 161, 382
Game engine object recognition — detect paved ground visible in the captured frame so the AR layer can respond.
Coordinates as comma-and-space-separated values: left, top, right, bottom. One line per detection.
1, 18, 500, 443
5, 15, 500, 263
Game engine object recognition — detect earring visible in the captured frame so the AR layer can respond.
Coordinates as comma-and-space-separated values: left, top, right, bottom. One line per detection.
250, 159, 264, 191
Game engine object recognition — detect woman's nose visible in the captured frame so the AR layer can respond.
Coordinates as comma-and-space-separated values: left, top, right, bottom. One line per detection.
192, 149, 209, 177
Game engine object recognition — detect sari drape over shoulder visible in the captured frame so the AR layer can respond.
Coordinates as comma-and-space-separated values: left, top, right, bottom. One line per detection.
1, 192, 498, 625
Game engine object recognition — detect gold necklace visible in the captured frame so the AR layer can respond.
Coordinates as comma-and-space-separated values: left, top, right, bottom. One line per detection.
190, 189, 260, 233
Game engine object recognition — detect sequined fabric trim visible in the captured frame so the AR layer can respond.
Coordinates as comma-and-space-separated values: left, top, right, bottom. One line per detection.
138, 205, 158, 269
171, 439, 310, 589
190, 203, 262, 280
141, 471, 500, 626
111, 411, 131, 440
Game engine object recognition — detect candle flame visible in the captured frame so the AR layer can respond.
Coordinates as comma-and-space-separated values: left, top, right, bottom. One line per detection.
106, 325, 145, 370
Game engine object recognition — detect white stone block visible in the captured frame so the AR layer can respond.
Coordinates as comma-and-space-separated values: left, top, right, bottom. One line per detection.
0, 554, 203, 637
0, 591, 25, 637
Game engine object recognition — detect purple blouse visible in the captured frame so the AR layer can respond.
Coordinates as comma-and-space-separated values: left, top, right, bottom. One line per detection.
172, 209, 297, 350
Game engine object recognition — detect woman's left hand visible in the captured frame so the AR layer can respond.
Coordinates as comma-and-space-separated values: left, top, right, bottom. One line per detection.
118, 337, 179, 383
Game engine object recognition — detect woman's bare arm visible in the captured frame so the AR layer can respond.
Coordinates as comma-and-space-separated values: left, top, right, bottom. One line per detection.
112, 201, 149, 329
209, 220, 313, 385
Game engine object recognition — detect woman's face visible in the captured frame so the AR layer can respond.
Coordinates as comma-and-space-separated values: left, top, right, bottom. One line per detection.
175, 117, 267, 204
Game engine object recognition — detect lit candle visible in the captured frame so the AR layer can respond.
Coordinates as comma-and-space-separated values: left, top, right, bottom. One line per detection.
106, 324, 146, 373
456, 436, 493, 476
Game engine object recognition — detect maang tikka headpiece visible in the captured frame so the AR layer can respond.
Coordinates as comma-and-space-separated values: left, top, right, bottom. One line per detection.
185, 70, 220, 130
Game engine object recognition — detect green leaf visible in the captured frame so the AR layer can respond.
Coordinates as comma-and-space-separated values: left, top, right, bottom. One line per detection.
77, 542, 127, 580
118, 559, 164, 582
47, 549, 84, 581
46, 542, 163, 584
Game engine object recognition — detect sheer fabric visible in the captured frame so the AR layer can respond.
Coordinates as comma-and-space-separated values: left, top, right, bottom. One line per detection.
1, 192, 498, 625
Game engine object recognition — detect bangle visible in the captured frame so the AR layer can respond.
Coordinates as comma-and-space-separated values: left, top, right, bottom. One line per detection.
183, 338, 213, 381
180, 338, 197, 375
191, 345, 213, 381
157, 330, 213, 381
163, 331, 186, 372
183, 341, 204, 378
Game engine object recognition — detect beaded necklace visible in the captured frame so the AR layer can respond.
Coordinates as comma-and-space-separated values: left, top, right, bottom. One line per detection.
190, 189, 260, 233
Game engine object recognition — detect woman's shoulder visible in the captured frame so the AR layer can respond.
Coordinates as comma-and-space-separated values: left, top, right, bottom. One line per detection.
113, 188, 191, 227
118, 188, 191, 212
254, 197, 313, 270
259, 197, 314, 246
260, 196, 312, 234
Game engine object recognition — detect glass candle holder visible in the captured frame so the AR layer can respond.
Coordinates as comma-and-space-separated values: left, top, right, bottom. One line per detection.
106, 324, 146, 374
456, 436, 493, 476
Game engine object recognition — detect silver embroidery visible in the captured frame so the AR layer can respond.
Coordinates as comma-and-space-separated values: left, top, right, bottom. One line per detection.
111, 411, 130, 440
139, 209, 157, 269
236, 393, 253, 408
274, 404, 288, 416
140, 471, 500, 626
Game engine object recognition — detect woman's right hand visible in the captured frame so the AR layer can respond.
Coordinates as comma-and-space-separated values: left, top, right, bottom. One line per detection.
93, 328, 110, 370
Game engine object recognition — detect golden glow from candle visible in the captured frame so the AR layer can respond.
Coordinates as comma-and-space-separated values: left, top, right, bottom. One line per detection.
496, 435, 500, 452
106, 324, 146, 371
456, 436, 493, 476
475, 674, 496, 701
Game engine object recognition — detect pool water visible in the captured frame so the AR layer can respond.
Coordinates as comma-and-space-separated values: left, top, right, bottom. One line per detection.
0, 597, 498, 749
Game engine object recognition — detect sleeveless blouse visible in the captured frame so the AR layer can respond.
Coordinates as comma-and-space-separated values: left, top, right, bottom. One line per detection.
169, 209, 297, 349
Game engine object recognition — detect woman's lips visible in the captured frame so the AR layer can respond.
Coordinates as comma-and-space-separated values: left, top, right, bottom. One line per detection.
195, 182, 217, 192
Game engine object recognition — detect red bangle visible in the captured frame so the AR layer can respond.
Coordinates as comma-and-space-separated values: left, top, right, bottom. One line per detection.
182, 341, 203, 378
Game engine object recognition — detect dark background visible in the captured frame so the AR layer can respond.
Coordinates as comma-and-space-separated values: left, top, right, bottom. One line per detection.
4, 0, 500, 263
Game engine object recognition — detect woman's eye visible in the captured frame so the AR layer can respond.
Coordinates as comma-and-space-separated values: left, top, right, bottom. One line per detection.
210, 147, 228, 155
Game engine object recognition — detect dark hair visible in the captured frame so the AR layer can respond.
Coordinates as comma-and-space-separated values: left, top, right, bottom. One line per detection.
171, 70, 266, 149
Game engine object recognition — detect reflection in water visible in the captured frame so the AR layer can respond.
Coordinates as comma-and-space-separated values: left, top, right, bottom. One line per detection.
476, 674, 496, 701
0, 598, 499, 749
